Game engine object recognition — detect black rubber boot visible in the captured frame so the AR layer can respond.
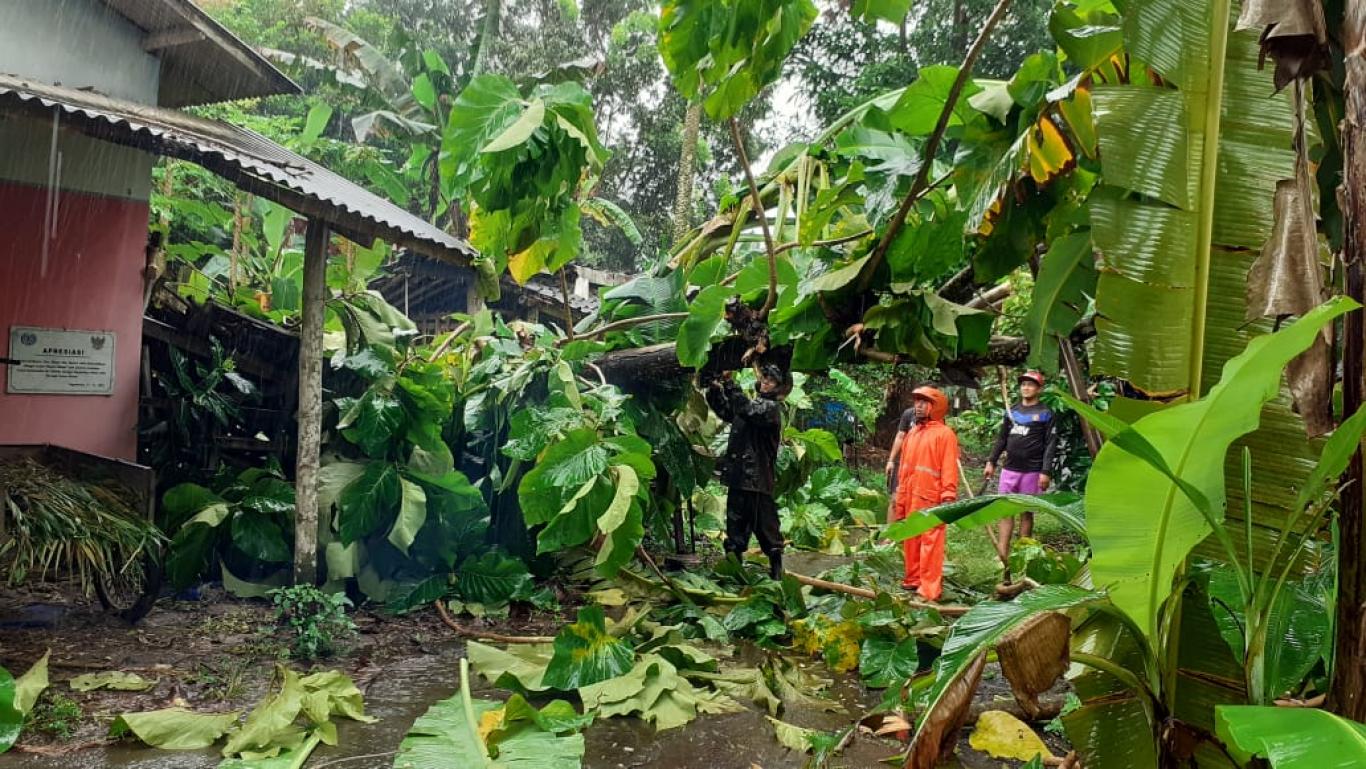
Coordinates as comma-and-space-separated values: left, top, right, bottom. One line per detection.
768, 552, 784, 580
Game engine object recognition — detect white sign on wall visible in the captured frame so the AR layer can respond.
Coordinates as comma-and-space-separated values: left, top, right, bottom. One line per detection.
6, 326, 116, 395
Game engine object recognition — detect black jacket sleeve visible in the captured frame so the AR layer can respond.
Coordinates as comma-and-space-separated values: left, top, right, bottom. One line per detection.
1041, 414, 1059, 475
987, 409, 1011, 466
706, 380, 735, 422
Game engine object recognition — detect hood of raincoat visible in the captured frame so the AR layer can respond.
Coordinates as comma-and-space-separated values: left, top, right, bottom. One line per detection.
912, 386, 949, 422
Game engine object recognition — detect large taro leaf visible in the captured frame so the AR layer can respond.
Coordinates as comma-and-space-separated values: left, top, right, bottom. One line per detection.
338, 390, 404, 459
858, 637, 919, 689
0, 670, 19, 753
577, 654, 726, 732
337, 461, 401, 545
386, 478, 427, 555
217, 731, 325, 769
166, 502, 231, 589
915, 586, 1105, 742
675, 284, 730, 369
9, 651, 49, 721
467, 641, 556, 693
110, 707, 242, 750
440, 74, 525, 195
542, 606, 636, 690
395, 660, 585, 769
1215, 706, 1366, 768
456, 551, 534, 605
221, 668, 307, 757
884, 493, 1085, 542
70, 671, 156, 693
658, 0, 817, 121
594, 458, 650, 577
1090, 7, 1301, 398
1085, 298, 1353, 642
518, 429, 609, 525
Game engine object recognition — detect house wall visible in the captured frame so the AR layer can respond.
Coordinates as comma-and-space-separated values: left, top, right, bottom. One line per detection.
0, 0, 161, 104
0, 0, 159, 461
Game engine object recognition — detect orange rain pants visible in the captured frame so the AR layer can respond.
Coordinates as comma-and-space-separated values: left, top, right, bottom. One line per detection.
892, 390, 960, 601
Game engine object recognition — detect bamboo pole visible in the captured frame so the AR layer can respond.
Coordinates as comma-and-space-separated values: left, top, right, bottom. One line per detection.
293, 219, 328, 585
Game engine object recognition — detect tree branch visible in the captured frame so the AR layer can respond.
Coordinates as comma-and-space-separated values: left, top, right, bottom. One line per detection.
716, 230, 877, 287
566, 312, 690, 344
435, 601, 554, 644
730, 117, 780, 318
857, 0, 1016, 292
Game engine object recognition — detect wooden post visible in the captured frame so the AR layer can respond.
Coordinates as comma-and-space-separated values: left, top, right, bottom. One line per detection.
1332, 1, 1366, 721
293, 218, 328, 586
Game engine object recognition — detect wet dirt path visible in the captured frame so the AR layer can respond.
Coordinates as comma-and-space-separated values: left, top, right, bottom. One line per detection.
1, 581, 908, 769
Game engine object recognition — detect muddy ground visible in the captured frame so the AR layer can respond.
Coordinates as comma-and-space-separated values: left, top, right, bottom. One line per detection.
1, 549, 1068, 769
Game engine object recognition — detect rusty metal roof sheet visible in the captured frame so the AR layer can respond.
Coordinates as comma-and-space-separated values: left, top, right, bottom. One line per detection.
0, 75, 476, 266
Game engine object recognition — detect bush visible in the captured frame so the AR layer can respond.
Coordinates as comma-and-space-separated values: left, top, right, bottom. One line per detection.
268, 585, 357, 659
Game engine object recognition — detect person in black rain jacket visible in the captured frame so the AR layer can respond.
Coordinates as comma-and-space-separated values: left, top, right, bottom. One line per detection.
706, 363, 789, 579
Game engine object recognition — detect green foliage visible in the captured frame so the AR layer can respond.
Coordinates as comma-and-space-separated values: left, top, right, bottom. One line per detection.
658, 0, 818, 121
112, 667, 374, 764
858, 636, 919, 689
1215, 706, 1366, 769
1007, 537, 1084, 585
0, 460, 164, 594
456, 551, 534, 605
163, 467, 295, 595
445, 75, 607, 284
1085, 298, 1352, 642
396, 660, 587, 768
0, 653, 49, 753
268, 585, 358, 660
25, 692, 81, 740
542, 606, 637, 690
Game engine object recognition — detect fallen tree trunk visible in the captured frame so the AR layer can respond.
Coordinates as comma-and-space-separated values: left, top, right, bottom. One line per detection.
789, 572, 970, 616
595, 332, 1049, 389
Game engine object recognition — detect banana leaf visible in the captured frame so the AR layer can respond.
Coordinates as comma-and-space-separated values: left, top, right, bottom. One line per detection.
883, 493, 1085, 542
1064, 608, 1159, 769
1086, 298, 1353, 642
1215, 706, 1366, 768
1090, 16, 1299, 397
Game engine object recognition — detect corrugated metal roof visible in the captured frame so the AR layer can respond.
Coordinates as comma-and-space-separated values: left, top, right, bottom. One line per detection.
0, 75, 476, 266
100, 0, 300, 106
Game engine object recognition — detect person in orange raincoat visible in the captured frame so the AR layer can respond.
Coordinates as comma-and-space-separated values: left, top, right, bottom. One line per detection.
889, 386, 960, 601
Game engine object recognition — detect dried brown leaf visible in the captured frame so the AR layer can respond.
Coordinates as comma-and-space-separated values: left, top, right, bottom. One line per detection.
903, 652, 987, 769
1237, 0, 1330, 88
996, 612, 1071, 720
1247, 180, 1324, 321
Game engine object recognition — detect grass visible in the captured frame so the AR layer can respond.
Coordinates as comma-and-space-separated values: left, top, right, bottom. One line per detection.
186, 657, 253, 702
26, 692, 82, 739
943, 511, 1077, 597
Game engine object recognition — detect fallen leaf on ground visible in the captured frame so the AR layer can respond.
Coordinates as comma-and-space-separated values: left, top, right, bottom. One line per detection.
69, 672, 156, 692
968, 710, 1054, 762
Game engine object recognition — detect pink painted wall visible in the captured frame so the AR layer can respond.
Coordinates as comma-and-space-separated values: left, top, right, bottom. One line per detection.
0, 181, 149, 460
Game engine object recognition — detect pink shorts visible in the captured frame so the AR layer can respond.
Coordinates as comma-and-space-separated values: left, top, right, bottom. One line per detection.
998, 468, 1042, 494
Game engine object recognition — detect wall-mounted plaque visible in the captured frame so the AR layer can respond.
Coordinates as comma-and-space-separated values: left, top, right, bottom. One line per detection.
6, 326, 116, 395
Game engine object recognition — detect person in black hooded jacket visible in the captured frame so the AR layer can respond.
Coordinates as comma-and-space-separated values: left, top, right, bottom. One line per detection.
706, 363, 789, 579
